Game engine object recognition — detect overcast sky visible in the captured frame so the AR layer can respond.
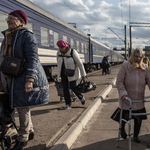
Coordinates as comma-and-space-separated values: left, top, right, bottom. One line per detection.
30, 0, 150, 51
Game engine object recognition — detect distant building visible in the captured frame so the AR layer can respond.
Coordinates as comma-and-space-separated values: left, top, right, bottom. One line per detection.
143, 46, 150, 59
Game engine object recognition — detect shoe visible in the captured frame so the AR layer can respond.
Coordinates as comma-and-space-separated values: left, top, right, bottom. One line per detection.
11, 140, 27, 150
121, 130, 127, 139
28, 131, 34, 140
64, 105, 72, 110
80, 96, 85, 105
134, 136, 141, 143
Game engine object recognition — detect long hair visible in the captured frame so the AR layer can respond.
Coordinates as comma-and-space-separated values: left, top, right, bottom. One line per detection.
129, 48, 145, 70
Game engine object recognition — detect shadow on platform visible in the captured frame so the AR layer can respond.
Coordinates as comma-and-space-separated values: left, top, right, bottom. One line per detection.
71, 134, 150, 150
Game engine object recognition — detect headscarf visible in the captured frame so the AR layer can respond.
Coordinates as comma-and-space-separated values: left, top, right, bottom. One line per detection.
129, 48, 145, 70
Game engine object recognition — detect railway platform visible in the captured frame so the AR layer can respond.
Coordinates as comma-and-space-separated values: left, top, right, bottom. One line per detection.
70, 81, 150, 150
9, 65, 121, 150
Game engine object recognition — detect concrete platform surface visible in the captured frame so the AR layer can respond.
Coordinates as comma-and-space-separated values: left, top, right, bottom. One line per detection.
70, 85, 150, 150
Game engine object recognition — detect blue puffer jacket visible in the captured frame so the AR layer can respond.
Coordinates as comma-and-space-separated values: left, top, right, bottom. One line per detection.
0, 28, 49, 108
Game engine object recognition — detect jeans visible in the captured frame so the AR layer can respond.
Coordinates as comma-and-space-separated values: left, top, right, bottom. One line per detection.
61, 71, 83, 105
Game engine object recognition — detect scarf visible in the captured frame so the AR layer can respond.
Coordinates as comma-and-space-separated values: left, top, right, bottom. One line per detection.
4, 26, 23, 57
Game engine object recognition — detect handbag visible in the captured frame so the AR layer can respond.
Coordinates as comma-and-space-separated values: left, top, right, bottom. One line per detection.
75, 78, 97, 93
64, 69, 75, 77
0, 56, 25, 77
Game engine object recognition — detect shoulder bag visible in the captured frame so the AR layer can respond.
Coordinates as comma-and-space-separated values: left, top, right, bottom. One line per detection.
0, 56, 25, 77
0, 43, 25, 77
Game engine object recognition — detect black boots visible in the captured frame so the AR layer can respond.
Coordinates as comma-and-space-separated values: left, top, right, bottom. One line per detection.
134, 136, 141, 143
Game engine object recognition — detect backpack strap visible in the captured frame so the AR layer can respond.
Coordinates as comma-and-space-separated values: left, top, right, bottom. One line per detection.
70, 49, 73, 58
59, 49, 74, 58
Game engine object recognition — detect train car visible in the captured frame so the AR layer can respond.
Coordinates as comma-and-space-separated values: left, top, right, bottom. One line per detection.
89, 37, 124, 70
0, 0, 124, 78
0, 0, 89, 78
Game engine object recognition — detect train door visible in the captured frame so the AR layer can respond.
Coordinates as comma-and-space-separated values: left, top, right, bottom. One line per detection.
89, 38, 93, 64
90, 43, 93, 63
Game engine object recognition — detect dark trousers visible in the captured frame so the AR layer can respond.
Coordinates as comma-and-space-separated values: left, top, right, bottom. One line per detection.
61, 72, 83, 105
102, 64, 109, 75
121, 118, 142, 137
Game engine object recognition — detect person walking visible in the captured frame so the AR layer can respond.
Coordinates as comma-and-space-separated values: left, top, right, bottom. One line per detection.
57, 39, 86, 109
102, 55, 109, 75
0, 10, 49, 150
111, 48, 150, 143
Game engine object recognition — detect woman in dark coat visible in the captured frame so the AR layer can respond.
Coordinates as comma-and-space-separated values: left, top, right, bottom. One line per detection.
0, 10, 49, 150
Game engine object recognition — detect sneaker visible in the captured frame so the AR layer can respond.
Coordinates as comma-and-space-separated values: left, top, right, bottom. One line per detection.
64, 105, 72, 110
80, 96, 85, 105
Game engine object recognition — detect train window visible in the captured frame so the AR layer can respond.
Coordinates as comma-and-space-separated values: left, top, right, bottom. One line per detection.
0, 11, 8, 38
70, 38, 74, 49
103, 50, 105, 56
54, 31, 59, 48
96, 48, 98, 55
81, 42, 84, 53
26, 22, 33, 32
85, 44, 87, 53
93, 46, 96, 54
41, 27, 49, 46
63, 35, 68, 42
76, 40, 80, 52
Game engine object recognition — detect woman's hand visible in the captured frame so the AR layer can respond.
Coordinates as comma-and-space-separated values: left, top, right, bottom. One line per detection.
25, 81, 33, 93
121, 95, 128, 100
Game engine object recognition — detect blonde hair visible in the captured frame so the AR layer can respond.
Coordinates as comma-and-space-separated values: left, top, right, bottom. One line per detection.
129, 48, 145, 70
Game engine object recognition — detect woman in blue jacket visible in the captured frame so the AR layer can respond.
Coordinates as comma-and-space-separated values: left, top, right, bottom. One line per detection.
0, 10, 49, 150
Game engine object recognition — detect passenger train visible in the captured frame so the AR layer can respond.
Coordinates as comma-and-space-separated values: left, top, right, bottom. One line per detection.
0, 0, 124, 78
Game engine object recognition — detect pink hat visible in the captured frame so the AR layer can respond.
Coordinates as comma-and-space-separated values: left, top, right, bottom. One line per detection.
9, 10, 28, 25
57, 40, 68, 48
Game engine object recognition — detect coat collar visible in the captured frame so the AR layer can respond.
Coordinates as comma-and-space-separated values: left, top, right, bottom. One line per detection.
126, 61, 133, 72
1, 27, 31, 36
126, 60, 146, 72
